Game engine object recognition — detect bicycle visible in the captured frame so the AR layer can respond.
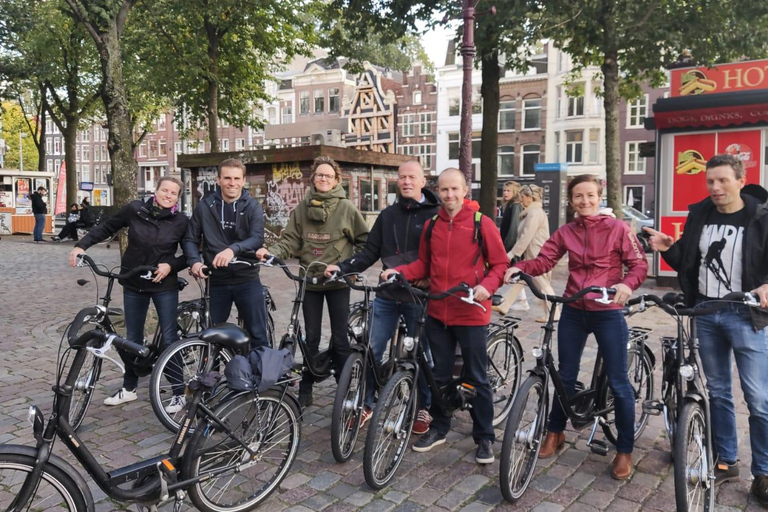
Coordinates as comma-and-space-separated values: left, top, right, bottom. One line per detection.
625, 291, 759, 512
499, 272, 655, 503
0, 323, 302, 512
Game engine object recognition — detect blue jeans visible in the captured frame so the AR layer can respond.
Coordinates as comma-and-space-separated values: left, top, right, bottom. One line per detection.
426, 317, 494, 443
696, 303, 768, 476
549, 305, 635, 454
364, 297, 430, 410
209, 279, 270, 349
122, 289, 179, 392
33, 213, 45, 241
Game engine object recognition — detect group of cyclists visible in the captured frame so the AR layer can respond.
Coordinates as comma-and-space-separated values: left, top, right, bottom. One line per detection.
67, 153, 768, 506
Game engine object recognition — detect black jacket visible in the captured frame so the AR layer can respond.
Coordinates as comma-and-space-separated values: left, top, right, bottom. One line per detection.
339, 188, 440, 301
79, 205, 94, 227
30, 192, 47, 215
662, 186, 768, 330
76, 198, 189, 293
183, 189, 265, 284
499, 202, 521, 253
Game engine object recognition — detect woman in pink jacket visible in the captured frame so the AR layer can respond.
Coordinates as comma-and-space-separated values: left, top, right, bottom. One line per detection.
504, 174, 647, 480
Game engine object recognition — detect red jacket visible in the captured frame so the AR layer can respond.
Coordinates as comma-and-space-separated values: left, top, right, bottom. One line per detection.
516, 214, 647, 311
396, 206, 509, 325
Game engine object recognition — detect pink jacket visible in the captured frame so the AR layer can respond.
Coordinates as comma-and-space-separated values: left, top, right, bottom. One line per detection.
515, 215, 647, 311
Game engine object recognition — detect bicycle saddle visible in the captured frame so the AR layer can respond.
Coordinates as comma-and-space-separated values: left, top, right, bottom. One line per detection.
200, 323, 251, 354
178, 277, 188, 291
492, 295, 504, 307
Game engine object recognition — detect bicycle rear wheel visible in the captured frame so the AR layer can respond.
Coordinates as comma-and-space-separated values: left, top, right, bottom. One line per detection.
500, 375, 548, 503
149, 338, 233, 433
487, 333, 523, 426
331, 352, 367, 463
184, 388, 301, 512
674, 401, 715, 512
363, 370, 416, 490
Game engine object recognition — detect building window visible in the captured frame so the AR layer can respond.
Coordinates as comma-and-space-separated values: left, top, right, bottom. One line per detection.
159, 139, 167, 156
329, 88, 340, 113
589, 129, 600, 164
46, 138, 52, 154
54, 160, 61, 175
313, 90, 324, 113
521, 144, 540, 176
197, 140, 206, 153
81, 129, 90, 142
625, 185, 645, 211
625, 141, 646, 174
402, 114, 415, 137
360, 178, 381, 212
282, 105, 292, 124
149, 141, 158, 158
567, 93, 584, 117
498, 146, 515, 176
419, 144, 433, 170
299, 91, 310, 115
627, 95, 648, 128
556, 86, 562, 119
267, 107, 277, 125
47, 159, 53, 173
472, 90, 482, 114
419, 113, 432, 136
235, 138, 245, 151
448, 132, 482, 160
522, 98, 542, 129
448, 87, 460, 116
174, 142, 183, 154
498, 100, 515, 132
53, 138, 62, 155
220, 139, 229, 151
157, 116, 166, 130
413, 90, 422, 105
82, 164, 90, 182
82, 146, 90, 162
101, 145, 107, 161
593, 89, 603, 117
554, 132, 560, 161
566, 131, 583, 164
138, 143, 147, 157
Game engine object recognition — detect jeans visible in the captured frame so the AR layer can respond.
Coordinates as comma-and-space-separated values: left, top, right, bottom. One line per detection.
549, 305, 635, 454
33, 213, 45, 241
301, 287, 351, 393
122, 289, 180, 393
696, 303, 768, 476
426, 317, 494, 443
364, 297, 430, 410
209, 279, 270, 349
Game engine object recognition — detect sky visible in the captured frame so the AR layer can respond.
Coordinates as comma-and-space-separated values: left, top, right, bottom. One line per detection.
419, 23, 455, 69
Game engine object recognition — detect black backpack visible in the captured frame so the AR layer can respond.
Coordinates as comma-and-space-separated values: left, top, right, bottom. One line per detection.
424, 211, 487, 266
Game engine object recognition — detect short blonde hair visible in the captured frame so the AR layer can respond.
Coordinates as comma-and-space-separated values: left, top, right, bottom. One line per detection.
520, 184, 543, 202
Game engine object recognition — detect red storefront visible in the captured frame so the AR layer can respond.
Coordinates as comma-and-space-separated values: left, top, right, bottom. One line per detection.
647, 59, 768, 278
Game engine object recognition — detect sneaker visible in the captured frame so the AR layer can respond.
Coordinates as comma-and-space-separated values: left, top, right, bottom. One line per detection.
476, 440, 495, 464
298, 391, 313, 409
51, 236, 61, 242
412, 429, 446, 452
714, 459, 740, 485
104, 388, 137, 406
509, 301, 530, 312
165, 395, 186, 414
413, 409, 432, 435
752, 475, 768, 507
348, 407, 372, 430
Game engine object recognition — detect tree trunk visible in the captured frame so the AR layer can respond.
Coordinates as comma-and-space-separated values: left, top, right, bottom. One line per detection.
480, 51, 500, 218
206, 18, 219, 151
37, 92, 47, 173
63, 119, 79, 208
601, 0, 622, 214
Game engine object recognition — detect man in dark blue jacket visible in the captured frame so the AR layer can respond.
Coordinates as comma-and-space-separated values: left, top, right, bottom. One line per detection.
30, 186, 48, 242
184, 158, 269, 349
326, 160, 439, 433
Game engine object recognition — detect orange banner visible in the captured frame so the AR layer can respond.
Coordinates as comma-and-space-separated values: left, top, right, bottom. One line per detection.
671, 59, 768, 97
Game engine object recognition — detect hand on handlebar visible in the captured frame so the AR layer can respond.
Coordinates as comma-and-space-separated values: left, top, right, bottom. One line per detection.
191, 262, 208, 279
212, 248, 235, 268
70, 247, 85, 267
152, 263, 171, 283
752, 283, 768, 309
324, 264, 341, 278
255, 247, 271, 261
504, 266, 522, 284
611, 283, 632, 306
473, 284, 490, 302
381, 269, 399, 281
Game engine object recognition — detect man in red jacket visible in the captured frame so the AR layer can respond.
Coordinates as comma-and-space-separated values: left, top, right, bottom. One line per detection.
382, 168, 509, 464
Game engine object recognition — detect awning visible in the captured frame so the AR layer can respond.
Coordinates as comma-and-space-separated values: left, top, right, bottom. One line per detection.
647, 89, 768, 130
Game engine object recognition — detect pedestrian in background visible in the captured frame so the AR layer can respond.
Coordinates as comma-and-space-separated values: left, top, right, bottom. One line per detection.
496, 181, 529, 313
30, 186, 48, 242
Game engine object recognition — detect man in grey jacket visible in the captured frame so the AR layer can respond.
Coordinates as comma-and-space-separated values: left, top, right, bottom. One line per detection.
184, 158, 269, 349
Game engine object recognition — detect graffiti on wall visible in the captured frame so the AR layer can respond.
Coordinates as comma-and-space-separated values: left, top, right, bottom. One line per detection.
264, 162, 308, 242
195, 166, 219, 199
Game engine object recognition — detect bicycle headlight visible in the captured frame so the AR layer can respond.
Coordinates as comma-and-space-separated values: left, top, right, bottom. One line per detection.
679, 364, 695, 381
531, 347, 543, 359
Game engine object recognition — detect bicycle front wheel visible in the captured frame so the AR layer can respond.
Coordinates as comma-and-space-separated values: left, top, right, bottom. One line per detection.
331, 352, 367, 463
500, 375, 548, 503
487, 333, 523, 426
184, 388, 301, 512
62, 316, 105, 431
674, 401, 715, 512
149, 338, 233, 433
601, 345, 655, 445
363, 370, 417, 490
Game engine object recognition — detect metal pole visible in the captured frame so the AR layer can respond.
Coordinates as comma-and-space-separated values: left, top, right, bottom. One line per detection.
19, 131, 23, 172
458, 0, 476, 185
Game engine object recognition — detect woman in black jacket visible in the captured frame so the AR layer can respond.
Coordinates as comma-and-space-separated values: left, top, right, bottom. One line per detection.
69, 177, 189, 411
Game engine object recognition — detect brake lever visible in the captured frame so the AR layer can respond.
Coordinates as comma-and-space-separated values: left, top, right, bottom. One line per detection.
139, 271, 155, 280
745, 292, 761, 307
76, 254, 87, 267
594, 287, 613, 305
460, 288, 487, 313
86, 334, 125, 374
262, 255, 276, 267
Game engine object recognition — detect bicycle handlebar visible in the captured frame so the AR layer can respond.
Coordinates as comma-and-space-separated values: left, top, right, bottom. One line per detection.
78, 254, 155, 281
259, 254, 337, 286
384, 272, 485, 310
325, 271, 399, 293
512, 272, 616, 304
68, 328, 150, 358
626, 291, 759, 317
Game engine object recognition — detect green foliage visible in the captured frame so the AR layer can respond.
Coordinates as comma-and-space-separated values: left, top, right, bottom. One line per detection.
1, 102, 40, 170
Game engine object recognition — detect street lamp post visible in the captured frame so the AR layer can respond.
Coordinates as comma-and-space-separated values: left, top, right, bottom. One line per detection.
19, 131, 27, 172
0, 139, 6, 169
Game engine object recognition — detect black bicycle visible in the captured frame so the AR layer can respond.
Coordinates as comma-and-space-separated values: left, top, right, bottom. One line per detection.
0, 324, 302, 512
626, 291, 759, 512
499, 273, 655, 503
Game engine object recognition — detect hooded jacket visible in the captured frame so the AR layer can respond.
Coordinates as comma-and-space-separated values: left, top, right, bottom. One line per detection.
395, 204, 509, 326
184, 188, 265, 284
31, 191, 47, 215
76, 198, 189, 293
661, 186, 768, 330
338, 188, 440, 301
267, 184, 369, 291
515, 214, 647, 311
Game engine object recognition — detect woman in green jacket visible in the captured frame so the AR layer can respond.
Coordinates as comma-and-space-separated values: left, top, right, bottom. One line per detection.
257, 156, 369, 407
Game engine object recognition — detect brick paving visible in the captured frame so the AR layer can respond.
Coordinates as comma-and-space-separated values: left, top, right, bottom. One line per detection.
0, 234, 762, 510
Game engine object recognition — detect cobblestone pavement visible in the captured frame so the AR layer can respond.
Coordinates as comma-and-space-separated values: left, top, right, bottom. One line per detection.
0, 234, 762, 511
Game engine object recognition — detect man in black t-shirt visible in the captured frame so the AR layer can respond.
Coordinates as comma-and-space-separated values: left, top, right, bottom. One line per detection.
645, 154, 768, 505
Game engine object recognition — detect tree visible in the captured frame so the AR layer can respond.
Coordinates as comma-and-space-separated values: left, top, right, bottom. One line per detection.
524, 0, 768, 212
1, 101, 40, 171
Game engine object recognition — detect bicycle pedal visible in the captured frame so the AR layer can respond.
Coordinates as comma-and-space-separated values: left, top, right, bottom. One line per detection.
642, 400, 663, 416
589, 439, 609, 456
158, 459, 178, 481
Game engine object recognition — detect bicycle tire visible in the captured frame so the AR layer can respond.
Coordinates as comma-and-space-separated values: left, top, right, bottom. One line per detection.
487, 333, 523, 427
149, 338, 233, 433
62, 316, 106, 431
500, 375, 548, 503
184, 388, 301, 512
0, 446, 95, 512
363, 370, 417, 490
674, 401, 715, 512
331, 352, 367, 462
600, 346, 655, 445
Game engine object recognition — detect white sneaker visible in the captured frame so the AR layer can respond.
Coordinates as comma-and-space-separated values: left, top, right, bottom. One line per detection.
165, 395, 186, 414
104, 388, 137, 406
510, 301, 531, 311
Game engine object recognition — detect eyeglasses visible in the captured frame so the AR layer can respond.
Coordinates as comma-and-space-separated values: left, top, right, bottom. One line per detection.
314, 174, 336, 181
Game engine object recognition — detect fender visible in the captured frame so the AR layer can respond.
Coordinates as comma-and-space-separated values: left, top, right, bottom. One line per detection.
643, 344, 656, 370
684, 392, 705, 404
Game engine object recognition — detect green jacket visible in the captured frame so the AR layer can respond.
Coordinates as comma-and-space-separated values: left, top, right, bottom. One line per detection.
268, 184, 369, 290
